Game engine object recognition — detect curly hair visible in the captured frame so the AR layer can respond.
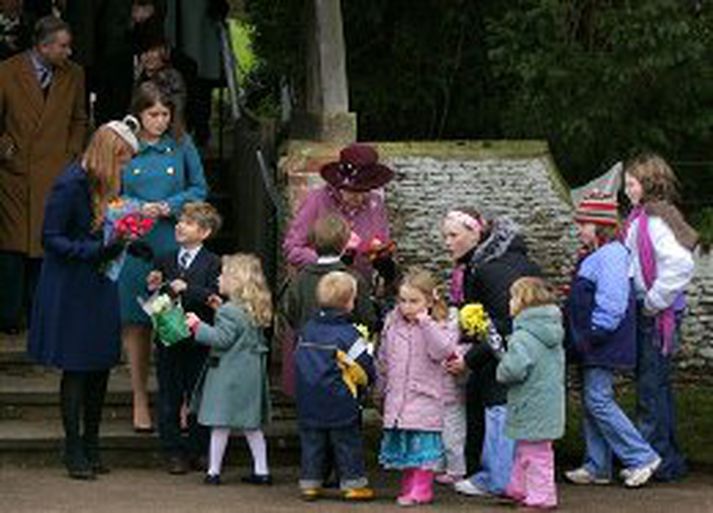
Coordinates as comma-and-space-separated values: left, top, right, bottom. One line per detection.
221, 254, 273, 327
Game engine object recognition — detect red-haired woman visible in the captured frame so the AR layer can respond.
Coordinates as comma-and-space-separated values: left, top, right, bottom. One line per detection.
28, 119, 139, 480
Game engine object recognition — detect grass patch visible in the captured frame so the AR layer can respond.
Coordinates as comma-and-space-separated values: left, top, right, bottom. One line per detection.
558, 381, 713, 469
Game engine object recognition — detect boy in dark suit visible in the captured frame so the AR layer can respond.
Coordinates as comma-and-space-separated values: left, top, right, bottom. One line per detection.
146, 202, 222, 474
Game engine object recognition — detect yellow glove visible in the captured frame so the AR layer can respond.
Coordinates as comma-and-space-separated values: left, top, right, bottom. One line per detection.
336, 349, 369, 398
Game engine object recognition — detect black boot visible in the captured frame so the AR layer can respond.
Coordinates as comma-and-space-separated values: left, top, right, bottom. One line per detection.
60, 372, 95, 480
83, 371, 110, 474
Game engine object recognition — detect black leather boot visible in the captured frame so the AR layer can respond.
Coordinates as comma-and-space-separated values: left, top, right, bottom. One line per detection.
83, 371, 110, 474
61, 372, 95, 480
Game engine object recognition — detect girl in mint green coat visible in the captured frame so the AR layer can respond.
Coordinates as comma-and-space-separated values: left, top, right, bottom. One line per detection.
187, 254, 272, 485
496, 277, 565, 510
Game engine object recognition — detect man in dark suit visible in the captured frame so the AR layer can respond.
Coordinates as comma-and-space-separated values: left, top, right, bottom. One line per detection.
146, 201, 222, 474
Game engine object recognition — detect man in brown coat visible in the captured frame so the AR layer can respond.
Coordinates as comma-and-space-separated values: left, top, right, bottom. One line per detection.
0, 16, 87, 333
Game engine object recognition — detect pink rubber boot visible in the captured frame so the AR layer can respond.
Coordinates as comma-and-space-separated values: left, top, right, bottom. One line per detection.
397, 468, 416, 503
397, 469, 434, 506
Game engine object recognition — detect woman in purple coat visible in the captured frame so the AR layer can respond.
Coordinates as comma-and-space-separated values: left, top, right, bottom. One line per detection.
28, 119, 139, 480
281, 143, 394, 395
282, 143, 394, 281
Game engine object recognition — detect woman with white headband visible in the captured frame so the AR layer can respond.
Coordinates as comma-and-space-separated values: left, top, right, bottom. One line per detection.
440, 208, 540, 497
28, 119, 140, 480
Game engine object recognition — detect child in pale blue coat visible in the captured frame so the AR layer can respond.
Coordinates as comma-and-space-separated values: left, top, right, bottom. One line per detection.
497, 277, 565, 510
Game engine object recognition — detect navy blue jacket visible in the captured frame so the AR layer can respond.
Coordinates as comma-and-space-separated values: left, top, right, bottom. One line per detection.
295, 309, 375, 429
566, 241, 636, 369
155, 247, 221, 325
28, 163, 121, 371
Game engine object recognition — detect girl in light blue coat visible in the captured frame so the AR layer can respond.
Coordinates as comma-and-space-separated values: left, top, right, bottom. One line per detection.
119, 81, 208, 431
496, 277, 565, 510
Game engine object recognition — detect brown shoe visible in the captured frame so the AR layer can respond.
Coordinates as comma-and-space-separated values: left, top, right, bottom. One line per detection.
167, 455, 189, 475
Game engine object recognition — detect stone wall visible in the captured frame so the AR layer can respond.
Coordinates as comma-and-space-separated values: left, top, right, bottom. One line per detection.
680, 252, 713, 370
279, 140, 712, 371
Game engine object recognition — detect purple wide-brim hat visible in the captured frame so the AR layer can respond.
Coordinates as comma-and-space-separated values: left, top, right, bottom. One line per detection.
320, 143, 395, 192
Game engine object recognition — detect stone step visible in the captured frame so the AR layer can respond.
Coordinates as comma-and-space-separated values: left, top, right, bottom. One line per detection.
0, 418, 300, 468
0, 371, 296, 422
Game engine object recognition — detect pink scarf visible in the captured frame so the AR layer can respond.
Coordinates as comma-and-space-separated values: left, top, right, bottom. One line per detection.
450, 263, 466, 305
625, 206, 677, 356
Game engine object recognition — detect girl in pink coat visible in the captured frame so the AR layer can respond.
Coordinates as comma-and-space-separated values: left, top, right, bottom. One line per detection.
377, 268, 458, 506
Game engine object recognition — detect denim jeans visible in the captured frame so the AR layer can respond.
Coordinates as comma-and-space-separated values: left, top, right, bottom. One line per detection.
155, 342, 209, 459
299, 423, 368, 490
635, 312, 687, 481
581, 367, 659, 477
469, 405, 516, 494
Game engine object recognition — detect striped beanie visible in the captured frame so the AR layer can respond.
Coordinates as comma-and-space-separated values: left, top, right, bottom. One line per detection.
574, 191, 619, 226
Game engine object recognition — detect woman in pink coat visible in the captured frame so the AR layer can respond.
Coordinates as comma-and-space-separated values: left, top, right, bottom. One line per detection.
377, 269, 458, 506
282, 143, 393, 281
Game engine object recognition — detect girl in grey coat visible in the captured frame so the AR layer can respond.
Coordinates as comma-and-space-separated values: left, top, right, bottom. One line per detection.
186, 254, 272, 485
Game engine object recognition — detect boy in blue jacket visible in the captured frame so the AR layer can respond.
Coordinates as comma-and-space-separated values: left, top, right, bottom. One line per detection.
564, 192, 660, 489
295, 271, 375, 501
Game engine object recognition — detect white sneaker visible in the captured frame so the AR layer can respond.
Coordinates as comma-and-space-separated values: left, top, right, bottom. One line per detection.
624, 457, 662, 488
454, 479, 490, 496
564, 467, 611, 485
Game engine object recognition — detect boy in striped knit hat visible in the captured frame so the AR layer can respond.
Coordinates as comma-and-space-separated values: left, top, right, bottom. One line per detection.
564, 191, 661, 489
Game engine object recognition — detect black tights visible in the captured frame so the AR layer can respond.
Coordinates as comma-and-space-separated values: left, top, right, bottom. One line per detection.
60, 370, 109, 468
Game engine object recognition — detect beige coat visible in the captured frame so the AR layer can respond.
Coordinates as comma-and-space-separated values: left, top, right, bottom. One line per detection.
0, 51, 87, 257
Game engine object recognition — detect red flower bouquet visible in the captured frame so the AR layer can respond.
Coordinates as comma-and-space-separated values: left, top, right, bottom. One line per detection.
102, 198, 155, 281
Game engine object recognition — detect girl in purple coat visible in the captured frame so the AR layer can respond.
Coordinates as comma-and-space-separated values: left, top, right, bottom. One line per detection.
377, 268, 458, 506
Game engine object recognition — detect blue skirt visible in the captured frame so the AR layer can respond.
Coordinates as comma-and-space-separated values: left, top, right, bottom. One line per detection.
379, 429, 444, 470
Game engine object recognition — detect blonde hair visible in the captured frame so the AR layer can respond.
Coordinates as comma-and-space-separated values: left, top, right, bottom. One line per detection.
510, 277, 556, 317
82, 126, 134, 231
624, 153, 679, 203
400, 267, 449, 322
309, 215, 350, 256
317, 271, 357, 310
221, 254, 273, 327
181, 202, 222, 235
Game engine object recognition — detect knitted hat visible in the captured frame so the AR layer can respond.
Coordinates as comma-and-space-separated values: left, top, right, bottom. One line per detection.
574, 191, 619, 226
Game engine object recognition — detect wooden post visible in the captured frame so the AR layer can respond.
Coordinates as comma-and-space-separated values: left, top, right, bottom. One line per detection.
293, 0, 356, 143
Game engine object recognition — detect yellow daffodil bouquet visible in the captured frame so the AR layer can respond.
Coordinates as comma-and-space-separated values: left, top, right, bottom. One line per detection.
459, 303, 490, 340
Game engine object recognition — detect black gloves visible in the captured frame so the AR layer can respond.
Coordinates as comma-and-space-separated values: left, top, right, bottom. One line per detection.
341, 249, 356, 266
373, 255, 398, 284
97, 241, 125, 264
127, 240, 154, 262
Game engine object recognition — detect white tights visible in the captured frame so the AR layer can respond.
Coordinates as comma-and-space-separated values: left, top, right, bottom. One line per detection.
208, 427, 269, 476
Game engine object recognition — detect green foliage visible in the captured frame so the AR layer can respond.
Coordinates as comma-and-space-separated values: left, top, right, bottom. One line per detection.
486, 0, 713, 187
693, 207, 713, 251
244, 0, 712, 213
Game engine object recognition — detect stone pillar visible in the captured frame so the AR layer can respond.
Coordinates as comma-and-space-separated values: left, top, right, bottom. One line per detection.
292, 0, 357, 143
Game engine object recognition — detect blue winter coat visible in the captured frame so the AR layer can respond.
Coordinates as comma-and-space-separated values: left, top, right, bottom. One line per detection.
118, 134, 207, 324
566, 241, 637, 369
295, 309, 375, 429
28, 163, 121, 371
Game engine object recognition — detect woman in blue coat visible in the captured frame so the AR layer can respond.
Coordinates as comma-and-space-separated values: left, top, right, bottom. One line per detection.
118, 82, 208, 431
28, 120, 139, 479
